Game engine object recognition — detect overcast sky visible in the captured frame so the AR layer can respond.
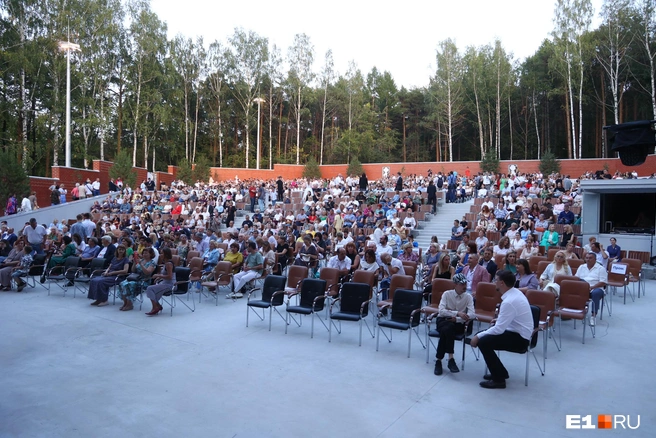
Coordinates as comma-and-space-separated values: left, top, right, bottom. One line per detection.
151, 0, 604, 89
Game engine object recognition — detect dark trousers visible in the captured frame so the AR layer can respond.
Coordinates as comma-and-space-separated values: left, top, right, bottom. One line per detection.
428, 196, 437, 213
436, 317, 465, 359
477, 330, 529, 382
250, 197, 256, 212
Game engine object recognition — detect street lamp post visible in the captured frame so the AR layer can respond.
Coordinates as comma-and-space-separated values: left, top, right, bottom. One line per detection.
58, 40, 80, 168
254, 97, 265, 170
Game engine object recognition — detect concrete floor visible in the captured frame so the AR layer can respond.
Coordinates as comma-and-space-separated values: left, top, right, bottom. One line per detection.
1, 279, 655, 438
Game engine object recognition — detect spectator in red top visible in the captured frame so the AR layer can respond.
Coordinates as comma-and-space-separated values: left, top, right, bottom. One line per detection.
248, 184, 257, 213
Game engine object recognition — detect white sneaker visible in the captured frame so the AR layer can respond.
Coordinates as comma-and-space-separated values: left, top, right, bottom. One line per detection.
226, 292, 234, 299
589, 316, 596, 327
233, 292, 243, 298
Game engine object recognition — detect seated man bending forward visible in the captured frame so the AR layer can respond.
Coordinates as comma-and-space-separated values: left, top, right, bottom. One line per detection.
433, 273, 475, 376
470, 269, 533, 389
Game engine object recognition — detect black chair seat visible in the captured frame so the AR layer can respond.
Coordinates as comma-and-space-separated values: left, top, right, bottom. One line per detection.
330, 312, 361, 322
286, 305, 313, 315
47, 275, 66, 281
248, 300, 273, 309
379, 320, 414, 331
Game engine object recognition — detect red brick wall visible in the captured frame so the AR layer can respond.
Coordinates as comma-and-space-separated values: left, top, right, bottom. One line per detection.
201, 156, 656, 181
51, 166, 100, 202
28, 176, 59, 209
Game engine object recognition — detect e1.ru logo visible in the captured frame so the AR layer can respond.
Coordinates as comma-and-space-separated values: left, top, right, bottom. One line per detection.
566, 414, 640, 429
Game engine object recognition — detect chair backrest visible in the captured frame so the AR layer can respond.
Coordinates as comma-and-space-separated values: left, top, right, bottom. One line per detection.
298, 278, 327, 311
261, 275, 287, 305
88, 257, 107, 272
474, 282, 501, 313
319, 267, 341, 297
214, 261, 233, 284
186, 251, 200, 261
402, 264, 417, 280
171, 255, 181, 267
547, 247, 560, 261
216, 243, 228, 254
389, 289, 423, 327
187, 257, 204, 280
352, 270, 376, 293
63, 256, 81, 269
627, 250, 650, 264
389, 274, 414, 301
338, 282, 371, 317
536, 261, 551, 278
401, 260, 418, 271
554, 274, 579, 286
608, 262, 629, 284
528, 305, 541, 349
174, 267, 190, 293
559, 280, 590, 310
525, 289, 556, 326
430, 278, 453, 306
528, 256, 547, 275
494, 254, 505, 269
623, 258, 643, 279
568, 258, 584, 274
287, 265, 309, 290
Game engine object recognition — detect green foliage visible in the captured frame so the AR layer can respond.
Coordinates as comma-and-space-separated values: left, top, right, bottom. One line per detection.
539, 150, 561, 175
346, 156, 363, 177
109, 149, 136, 188
176, 159, 193, 185
480, 149, 500, 174
192, 155, 211, 183
0, 149, 30, 213
302, 156, 322, 179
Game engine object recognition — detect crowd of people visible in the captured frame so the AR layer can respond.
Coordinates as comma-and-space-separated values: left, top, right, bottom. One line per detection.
0, 166, 649, 389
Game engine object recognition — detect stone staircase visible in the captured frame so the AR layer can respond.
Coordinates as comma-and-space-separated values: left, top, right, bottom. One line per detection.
415, 199, 475, 250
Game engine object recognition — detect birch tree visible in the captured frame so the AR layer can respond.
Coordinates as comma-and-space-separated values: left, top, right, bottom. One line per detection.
207, 40, 227, 167
319, 50, 334, 165
287, 33, 314, 165
433, 39, 464, 162
226, 28, 268, 169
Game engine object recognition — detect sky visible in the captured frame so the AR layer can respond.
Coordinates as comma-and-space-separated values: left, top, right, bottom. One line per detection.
150, 0, 605, 89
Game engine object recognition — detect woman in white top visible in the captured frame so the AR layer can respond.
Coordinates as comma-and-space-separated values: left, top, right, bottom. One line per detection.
539, 250, 572, 297
520, 234, 539, 259
510, 232, 526, 252
261, 241, 276, 275
475, 230, 488, 253
358, 249, 380, 274
493, 236, 511, 256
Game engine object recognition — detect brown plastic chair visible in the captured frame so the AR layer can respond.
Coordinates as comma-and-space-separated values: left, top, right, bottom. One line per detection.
402, 264, 417, 285
624, 258, 645, 298
352, 269, 376, 288
557, 280, 592, 344
320, 267, 341, 298
494, 254, 506, 269
200, 261, 233, 305
547, 248, 560, 261
528, 256, 547, 275
474, 282, 501, 325
525, 289, 558, 372
377, 274, 414, 309
568, 258, 584, 274
186, 251, 200, 262
536, 261, 551, 279
283, 265, 309, 297
420, 278, 453, 317
186, 256, 204, 279
607, 261, 631, 305
171, 255, 181, 267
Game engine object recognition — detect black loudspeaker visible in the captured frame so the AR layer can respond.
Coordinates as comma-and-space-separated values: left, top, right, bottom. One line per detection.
605, 120, 656, 166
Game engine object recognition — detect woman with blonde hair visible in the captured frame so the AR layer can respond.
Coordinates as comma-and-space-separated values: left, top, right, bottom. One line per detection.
539, 250, 572, 298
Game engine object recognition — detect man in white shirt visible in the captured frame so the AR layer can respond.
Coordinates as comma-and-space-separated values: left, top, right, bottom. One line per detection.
481, 196, 494, 211
433, 273, 475, 376
23, 218, 47, 254
376, 235, 394, 258
470, 269, 533, 389
378, 253, 405, 298
575, 252, 607, 327
327, 247, 352, 279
